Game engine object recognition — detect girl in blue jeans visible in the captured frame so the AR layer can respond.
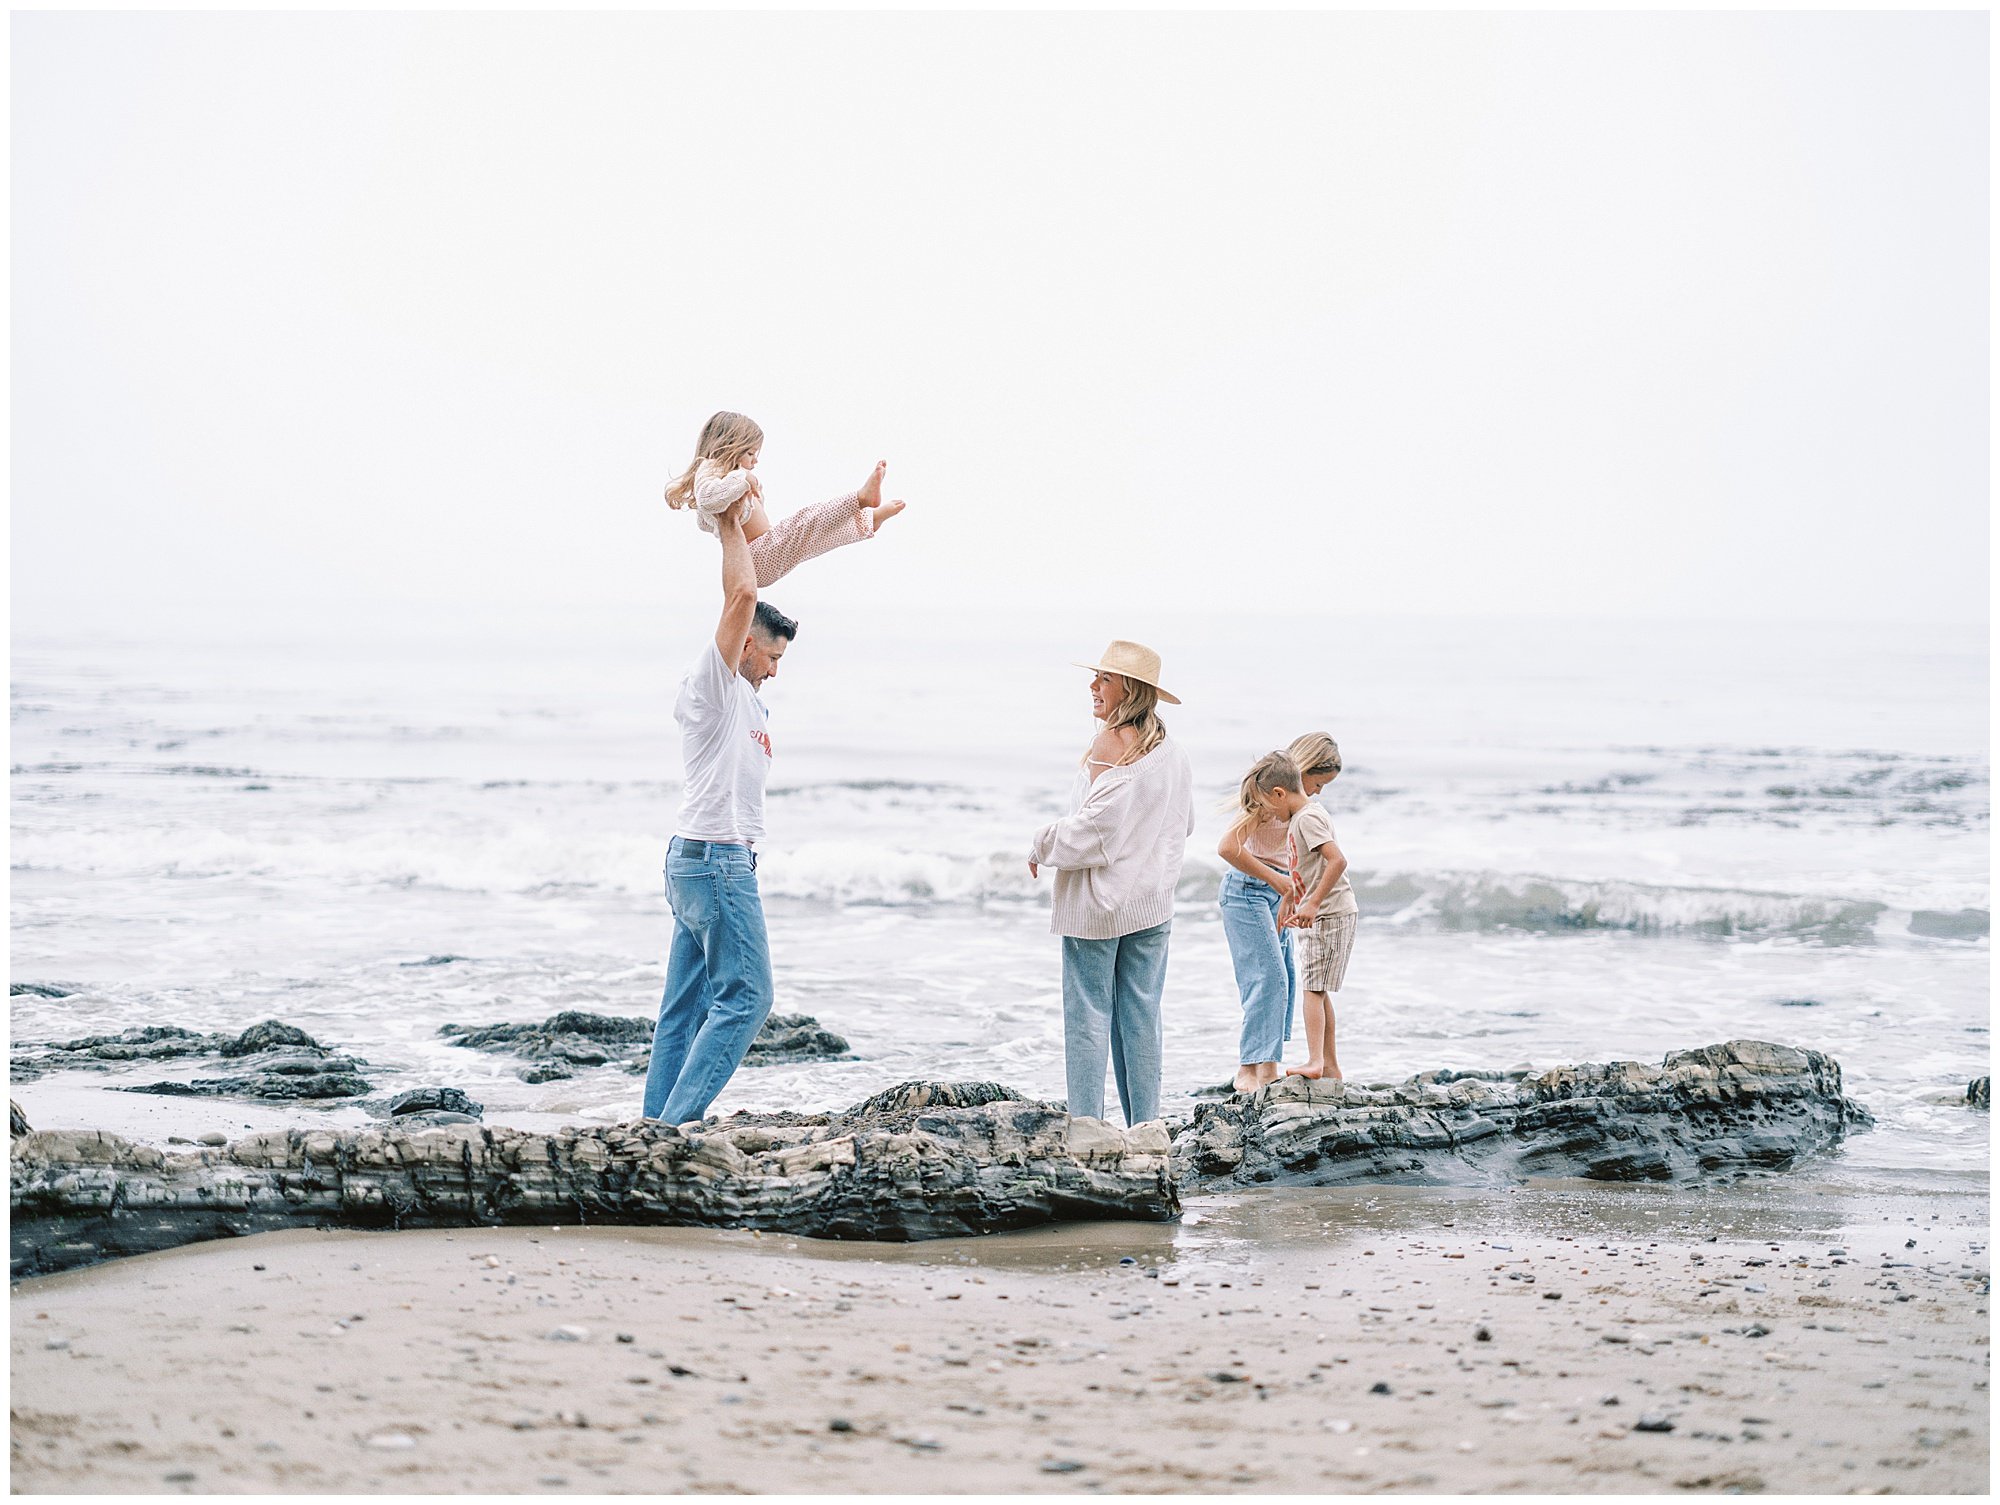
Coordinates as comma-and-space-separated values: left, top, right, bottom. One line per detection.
1217, 751, 1305, 1093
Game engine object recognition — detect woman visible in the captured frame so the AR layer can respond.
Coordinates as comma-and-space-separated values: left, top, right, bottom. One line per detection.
1028, 641, 1194, 1126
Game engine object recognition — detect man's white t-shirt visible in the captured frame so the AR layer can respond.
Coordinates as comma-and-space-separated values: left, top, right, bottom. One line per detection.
675, 643, 772, 843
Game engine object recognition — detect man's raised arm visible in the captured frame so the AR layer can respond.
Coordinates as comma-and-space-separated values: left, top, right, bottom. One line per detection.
713, 501, 758, 662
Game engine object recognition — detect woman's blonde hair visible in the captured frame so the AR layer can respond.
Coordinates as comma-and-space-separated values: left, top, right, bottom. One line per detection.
1094, 674, 1167, 766
664, 411, 765, 509
1286, 731, 1343, 781
1226, 750, 1302, 844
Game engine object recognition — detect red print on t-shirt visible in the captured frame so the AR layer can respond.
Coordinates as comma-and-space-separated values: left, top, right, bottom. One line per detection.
750, 728, 772, 759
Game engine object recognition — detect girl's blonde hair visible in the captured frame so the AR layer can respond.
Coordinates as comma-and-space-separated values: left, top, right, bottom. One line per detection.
1286, 731, 1343, 781
1226, 750, 1302, 844
1094, 674, 1167, 766
664, 411, 765, 509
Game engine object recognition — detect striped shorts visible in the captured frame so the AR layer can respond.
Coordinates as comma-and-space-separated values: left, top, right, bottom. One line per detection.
1296, 912, 1358, 993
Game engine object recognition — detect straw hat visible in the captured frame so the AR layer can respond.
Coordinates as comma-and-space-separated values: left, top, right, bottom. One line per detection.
1073, 639, 1181, 705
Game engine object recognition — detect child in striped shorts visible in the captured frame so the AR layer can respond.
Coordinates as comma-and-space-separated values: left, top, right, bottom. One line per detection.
1265, 732, 1358, 1080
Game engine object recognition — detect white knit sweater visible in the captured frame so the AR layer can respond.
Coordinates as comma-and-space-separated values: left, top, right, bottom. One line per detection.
691, 460, 756, 536
1030, 738, 1194, 939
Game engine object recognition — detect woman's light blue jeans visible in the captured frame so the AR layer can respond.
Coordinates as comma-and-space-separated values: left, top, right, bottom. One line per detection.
1060, 921, 1170, 1126
1218, 870, 1296, 1065
643, 838, 774, 1125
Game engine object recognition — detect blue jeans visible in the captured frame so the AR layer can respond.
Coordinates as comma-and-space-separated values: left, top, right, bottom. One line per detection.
643, 838, 774, 1124
1218, 870, 1297, 1065
1060, 921, 1170, 1126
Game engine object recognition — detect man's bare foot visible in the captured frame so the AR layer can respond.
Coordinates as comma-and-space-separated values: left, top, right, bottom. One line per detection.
858, 461, 887, 507
1284, 1064, 1325, 1079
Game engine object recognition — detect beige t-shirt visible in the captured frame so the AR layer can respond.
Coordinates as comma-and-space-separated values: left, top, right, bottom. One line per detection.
1287, 800, 1358, 919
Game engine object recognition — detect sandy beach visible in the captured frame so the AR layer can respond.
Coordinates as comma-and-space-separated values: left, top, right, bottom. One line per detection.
10, 1181, 1987, 1494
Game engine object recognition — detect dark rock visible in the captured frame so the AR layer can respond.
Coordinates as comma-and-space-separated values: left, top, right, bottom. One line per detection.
439, 1009, 851, 1074
1369, 1382, 1392, 1395
11, 1102, 30, 1137
219, 1021, 319, 1058
519, 1064, 575, 1084
389, 1111, 482, 1128
439, 1011, 651, 1070
16, 1025, 221, 1071
1633, 1413, 1675, 1433
10, 983, 72, 999
385, 1088, 483, 1120
400, 955, 469, 967
125, 1063, 371, 1102
828, 1419, 854, 1433
9, 1080, 1177, 1276
748, 1014, 853, 1064
1173, 1040, 1871, 1189
1969, 1077, 1990, 1110
12, 1019, 372, 1103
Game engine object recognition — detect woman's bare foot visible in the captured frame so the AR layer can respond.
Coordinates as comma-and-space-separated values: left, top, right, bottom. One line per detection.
1231, 1067, 1260, 1093
1284, 1064, 1325, 1079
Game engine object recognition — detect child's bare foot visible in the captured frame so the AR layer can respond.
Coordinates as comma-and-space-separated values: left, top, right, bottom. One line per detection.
870, 497, 906, 529
858, 461, 888, 507
1284, 1064, 1325, 1079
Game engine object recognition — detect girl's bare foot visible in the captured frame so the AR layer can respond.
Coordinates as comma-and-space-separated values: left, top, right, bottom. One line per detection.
1285, 1064, 1324, 1079
858, 461, 887, 507
870, 498, 906, 529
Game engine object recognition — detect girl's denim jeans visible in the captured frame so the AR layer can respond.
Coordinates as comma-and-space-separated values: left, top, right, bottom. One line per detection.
643, 837, 774, 1124
1218, 869, 1297, 1065
1060, 921, 1170, 1126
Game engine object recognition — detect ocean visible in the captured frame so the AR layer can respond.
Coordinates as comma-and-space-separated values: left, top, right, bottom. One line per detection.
9, 609, 1988, 1197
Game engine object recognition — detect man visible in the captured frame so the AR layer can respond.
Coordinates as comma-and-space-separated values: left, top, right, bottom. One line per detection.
641, 498, 794, 1124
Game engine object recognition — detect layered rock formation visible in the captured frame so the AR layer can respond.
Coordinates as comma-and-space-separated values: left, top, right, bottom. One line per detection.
1969, 1077, 1990, 1110
11, 1040, 1876, 1279
9, 1081, 1176, 1277
1173, 1040, 1872, 1189
438, 1009, 850, 1082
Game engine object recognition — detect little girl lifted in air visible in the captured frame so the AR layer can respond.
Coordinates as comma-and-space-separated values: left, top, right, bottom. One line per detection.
664, 411, 905, 588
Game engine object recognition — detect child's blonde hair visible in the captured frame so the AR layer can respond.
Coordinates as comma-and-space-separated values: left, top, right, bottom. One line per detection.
1226, 750, 1302, 844
1286, 731, 1343, 781
1098, 676, 1168, 766
664, 411, 765, 509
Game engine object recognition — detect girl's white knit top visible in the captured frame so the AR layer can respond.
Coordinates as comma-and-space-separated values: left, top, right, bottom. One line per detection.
1030, 737, 1195, 939
690, 460, 755, 536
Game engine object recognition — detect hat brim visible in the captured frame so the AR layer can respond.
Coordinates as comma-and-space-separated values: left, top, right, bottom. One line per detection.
1072, 661, 1181, 706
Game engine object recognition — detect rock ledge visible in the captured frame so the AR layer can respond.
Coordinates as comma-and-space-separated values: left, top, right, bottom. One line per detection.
1173, 1039, 1871, 1188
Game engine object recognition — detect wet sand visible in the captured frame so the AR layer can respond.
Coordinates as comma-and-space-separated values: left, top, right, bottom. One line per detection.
10, 1184, 1989, 1494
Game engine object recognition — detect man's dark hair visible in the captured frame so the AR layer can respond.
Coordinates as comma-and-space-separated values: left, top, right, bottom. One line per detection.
752, 600, 798, 643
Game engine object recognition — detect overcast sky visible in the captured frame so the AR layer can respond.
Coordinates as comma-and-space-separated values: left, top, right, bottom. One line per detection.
12, 11, 1988, 644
